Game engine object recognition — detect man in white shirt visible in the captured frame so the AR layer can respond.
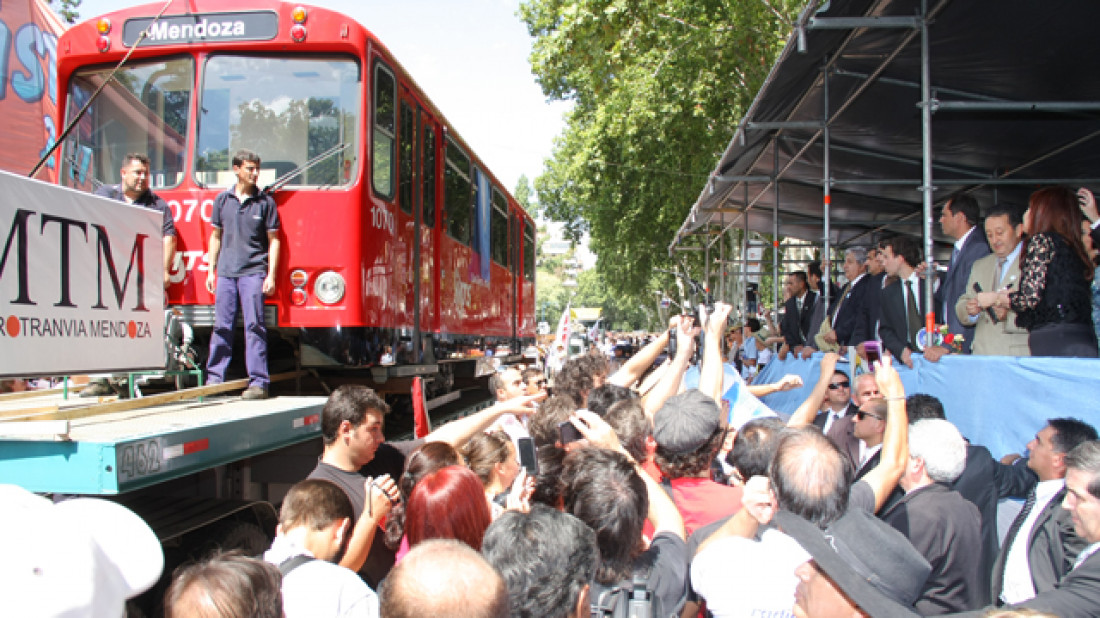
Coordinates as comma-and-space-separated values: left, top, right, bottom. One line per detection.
992, 418, 1097, 605
878, 235, 928, 368
263, 479, 379, 618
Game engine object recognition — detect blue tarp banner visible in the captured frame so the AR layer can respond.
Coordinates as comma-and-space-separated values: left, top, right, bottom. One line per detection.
682, 365, 777, 430
754, 353, 1100, 459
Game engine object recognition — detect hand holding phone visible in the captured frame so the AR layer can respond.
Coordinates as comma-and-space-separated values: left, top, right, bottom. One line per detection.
558, 419, 584, 445
863, 340, 882, 370
517, 437, 538, 476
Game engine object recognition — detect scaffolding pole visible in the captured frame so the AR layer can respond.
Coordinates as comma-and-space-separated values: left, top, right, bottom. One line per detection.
920, 0, 936, 337
822, 65, 833, 307
773, 145, 781, 312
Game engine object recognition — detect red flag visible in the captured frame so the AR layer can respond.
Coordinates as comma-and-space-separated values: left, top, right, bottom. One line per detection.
412, 377, 431, 438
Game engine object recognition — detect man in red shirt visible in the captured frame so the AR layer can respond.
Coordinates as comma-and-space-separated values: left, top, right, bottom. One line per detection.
653, 389, 742, 536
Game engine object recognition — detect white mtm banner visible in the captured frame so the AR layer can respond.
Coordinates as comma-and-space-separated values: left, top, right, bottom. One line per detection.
0, 170, 166, 376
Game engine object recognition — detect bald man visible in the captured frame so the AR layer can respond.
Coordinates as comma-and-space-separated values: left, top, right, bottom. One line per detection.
379, 540, 508, 618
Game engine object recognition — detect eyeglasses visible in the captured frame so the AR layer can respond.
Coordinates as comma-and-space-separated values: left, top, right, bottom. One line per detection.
827, 381, 850, 390
855, 410, 883, 421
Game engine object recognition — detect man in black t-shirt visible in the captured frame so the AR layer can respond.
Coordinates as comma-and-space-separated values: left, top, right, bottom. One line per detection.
307, 384, 541, 587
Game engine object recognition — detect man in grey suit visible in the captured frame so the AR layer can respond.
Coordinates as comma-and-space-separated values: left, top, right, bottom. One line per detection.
932, 193, 990, 357
992, 418, 1098, 606
956, 204, 1030, 356
964, 440, 1100, 617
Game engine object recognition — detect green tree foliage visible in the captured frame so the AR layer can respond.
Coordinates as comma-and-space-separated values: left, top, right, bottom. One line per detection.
48, 0, 81, 24
520, 0, 802, 301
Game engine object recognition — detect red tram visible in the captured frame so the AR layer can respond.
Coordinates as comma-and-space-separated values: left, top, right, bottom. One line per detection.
54, 1, 537, 382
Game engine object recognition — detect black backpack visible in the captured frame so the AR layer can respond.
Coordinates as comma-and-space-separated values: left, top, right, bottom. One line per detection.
589, 568, 654, 618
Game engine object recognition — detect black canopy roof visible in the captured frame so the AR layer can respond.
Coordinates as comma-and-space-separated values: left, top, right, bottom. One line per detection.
671, 0, 1100, 257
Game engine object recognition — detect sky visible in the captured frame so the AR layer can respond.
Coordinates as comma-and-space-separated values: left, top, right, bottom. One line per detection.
69, 0, 571, 195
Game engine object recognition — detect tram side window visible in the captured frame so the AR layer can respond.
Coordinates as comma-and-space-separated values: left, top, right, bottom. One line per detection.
398, 101, 414, 214
524, 219, 536, 281
373, 62, 397, 199
422, 126, 436, 227
195, 55, 360, 188
445, 139, 472, 245
62, 58, 192, 192
491, 190, 509, 267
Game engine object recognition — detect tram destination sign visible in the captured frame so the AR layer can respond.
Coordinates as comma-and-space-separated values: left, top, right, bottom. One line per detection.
123, 11, 278, 47
0, 170, 165, 377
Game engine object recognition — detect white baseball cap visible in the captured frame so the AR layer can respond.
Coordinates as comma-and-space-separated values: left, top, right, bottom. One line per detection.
0, 484, 164, 617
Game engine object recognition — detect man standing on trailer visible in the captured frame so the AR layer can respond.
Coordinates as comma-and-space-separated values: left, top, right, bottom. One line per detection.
205, 149, 281, 400
83, 153, 179, 397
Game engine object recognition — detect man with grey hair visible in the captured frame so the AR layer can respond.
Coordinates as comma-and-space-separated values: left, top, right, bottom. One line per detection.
818, 246, 875, 350
881, 419, 983, 613
379, 539, 509, 618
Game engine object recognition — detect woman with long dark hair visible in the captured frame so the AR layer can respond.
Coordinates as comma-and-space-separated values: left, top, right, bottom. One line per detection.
980, 186, 1098, 356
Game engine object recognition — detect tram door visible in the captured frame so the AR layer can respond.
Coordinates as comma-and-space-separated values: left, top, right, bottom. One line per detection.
400, 87, 438, 364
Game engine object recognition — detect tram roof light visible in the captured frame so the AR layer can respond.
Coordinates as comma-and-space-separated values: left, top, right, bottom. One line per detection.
290, 24, 307, 43
292, 6, 308, 24
96, 36, 110, 53
96, 18, 111, 35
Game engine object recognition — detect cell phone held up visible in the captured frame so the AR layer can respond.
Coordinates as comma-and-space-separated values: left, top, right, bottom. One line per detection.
864, 340, 882, 370
517, 437, 538, 476
558, 419, 584, 445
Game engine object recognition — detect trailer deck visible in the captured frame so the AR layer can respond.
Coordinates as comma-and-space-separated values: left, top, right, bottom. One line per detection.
0, 395, 326, 494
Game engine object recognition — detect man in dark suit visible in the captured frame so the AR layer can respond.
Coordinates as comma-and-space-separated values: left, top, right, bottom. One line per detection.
820, 247, 875, 349
958, 440, 1100, 617
992, 418, 1098, 606
780, 271, 817, 353
811, 369, 860, 468
878, 235, 927, 369
931, 193, 990, 359
906, 393, 1037, 607
814, 372, 879, 469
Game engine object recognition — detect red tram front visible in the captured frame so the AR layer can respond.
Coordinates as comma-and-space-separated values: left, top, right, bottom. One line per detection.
54, 1, 537, 380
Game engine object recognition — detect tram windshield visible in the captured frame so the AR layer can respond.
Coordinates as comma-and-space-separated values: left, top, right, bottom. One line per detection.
62, 57, 193, 192
195, 55, 361, 189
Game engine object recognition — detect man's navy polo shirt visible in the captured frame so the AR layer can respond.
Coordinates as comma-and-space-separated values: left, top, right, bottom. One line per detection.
94, 185, 177, 237
211, 188, 281, 278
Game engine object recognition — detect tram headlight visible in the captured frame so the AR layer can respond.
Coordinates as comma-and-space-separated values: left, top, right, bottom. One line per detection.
314, 271, 345, 305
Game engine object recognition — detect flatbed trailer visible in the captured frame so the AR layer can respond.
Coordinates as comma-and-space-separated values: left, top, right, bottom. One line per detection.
0, 393, 326, 495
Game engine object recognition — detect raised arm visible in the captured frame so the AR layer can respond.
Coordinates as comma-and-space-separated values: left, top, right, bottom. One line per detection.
860, 357, 908, 513
785, 352, 838, 428
698, 303, 733, 403
426, 393, 544, 448
572, 410, 685, 540
608, 328, 670, 388
641, 317, 697, 420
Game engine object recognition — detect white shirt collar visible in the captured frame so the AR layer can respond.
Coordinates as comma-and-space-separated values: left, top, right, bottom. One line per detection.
955, 226, 976, 251
1001, 241, 1024, 269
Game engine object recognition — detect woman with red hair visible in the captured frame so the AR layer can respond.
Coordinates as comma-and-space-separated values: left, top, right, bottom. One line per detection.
981, 186, 1098, 356
404, 465, 492, 552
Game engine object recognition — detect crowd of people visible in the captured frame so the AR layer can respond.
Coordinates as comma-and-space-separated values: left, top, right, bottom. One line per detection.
10, 186, 1100, 617
45, 289, 1088, 618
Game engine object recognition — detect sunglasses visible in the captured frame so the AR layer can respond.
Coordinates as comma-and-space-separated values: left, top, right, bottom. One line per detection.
827, 381, 850, 390
856, 410, 883, 421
